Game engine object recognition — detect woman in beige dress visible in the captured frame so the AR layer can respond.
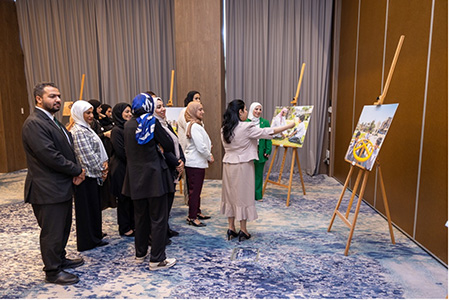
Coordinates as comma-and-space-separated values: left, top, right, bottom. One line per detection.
221, 99, 294, 241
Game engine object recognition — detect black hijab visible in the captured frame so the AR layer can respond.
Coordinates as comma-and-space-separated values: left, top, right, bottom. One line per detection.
88, 99, 102, 120
112, 102, 131, 129
99, 104, 114, 127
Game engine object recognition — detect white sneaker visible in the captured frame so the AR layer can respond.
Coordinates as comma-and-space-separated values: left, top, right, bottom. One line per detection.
149, 258, 176, 270
135, 253, 148, 263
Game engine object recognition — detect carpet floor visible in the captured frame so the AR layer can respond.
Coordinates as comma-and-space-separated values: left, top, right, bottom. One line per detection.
0, 169, 447, 298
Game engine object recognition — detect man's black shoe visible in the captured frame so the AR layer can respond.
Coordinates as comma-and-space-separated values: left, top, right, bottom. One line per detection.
45, 270, 79, 285
61, 257, 84, 269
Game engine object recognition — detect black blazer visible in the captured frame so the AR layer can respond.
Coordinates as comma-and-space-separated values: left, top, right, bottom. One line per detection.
122, 118, 175, 200
161, 124, 185, 181
109, 125, 127, 197
22, 109, 82, 204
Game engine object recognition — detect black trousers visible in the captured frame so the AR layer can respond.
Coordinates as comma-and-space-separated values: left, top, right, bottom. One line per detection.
74, 177, 102, 251
32, 199, 72, 276
117, 193, 135, 235
134, 195, 168, 262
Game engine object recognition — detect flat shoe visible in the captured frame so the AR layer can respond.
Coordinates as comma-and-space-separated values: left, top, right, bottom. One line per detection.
187, 218, 206, 227
197, 214, 211, 220
97, 240, 109, 247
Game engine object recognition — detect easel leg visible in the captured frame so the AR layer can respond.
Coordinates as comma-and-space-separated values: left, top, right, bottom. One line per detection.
179, 178, 183, 195
344, 170, 369, 256
262, 146, 278, 196
294, 148, 306, 195
345, 169, 364, 218
277, 147, 288, 183
286, 148, 297, 207
328, 165, 354, 232
377, 162, 396, 244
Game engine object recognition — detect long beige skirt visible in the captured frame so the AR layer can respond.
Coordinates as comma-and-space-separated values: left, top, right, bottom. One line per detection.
221, 161, 258, 221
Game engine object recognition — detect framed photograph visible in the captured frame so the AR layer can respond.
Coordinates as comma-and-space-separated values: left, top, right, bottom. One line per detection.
344, 103, 399, 171
270, 105, 314, 148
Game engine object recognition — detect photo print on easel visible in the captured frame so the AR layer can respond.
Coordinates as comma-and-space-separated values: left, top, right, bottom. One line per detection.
345, 103, 399, 171
165, 107, 184, 134
270, 105, 314, 148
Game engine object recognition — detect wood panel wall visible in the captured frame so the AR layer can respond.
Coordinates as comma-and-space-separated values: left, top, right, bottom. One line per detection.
332, 0, 447, 264
0, 0, 29, 173
173, 0, 225, 179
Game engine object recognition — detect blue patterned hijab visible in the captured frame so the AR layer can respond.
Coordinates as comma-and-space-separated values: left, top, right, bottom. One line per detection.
132, 93, 156, 145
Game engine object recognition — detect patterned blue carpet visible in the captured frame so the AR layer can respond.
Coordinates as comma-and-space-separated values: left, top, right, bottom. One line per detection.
0, 169, 447, 298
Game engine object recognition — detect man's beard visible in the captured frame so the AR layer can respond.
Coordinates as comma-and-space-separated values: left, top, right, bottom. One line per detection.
44, 102, 60, 113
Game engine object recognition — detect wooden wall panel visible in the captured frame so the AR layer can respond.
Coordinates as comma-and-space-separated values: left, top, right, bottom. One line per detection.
377, 1, 432, 234
174, 0, 225, 179
0, 0, 29, 173
415, 0, 448, 263
333, 0, 359, 184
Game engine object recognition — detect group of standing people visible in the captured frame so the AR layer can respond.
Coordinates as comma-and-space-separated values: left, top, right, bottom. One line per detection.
22, 81, 293, 285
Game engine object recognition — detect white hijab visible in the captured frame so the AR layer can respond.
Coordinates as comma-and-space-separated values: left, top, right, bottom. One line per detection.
71, 100, 109, 163
154, 97, 181, 159
248, 102, 262, 126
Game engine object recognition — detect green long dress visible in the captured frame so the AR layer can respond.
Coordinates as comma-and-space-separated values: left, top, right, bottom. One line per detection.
246, 118, 272, 200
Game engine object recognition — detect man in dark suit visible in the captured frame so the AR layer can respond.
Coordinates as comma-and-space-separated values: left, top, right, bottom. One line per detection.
22, 82, 86, 285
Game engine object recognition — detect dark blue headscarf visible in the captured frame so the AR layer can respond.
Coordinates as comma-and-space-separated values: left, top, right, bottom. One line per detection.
132, 93, 156, 145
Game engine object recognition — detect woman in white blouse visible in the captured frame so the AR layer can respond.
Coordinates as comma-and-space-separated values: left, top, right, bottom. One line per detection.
184, 101, 214, 227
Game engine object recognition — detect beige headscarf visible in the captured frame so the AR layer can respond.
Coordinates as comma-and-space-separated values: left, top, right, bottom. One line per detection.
185, 101, 203, 139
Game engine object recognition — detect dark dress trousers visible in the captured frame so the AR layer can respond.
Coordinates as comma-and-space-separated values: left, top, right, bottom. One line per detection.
110, 125, 134, 235
162, 125, 185, 233
122, 118, 175, 262
22, 108, 82, 276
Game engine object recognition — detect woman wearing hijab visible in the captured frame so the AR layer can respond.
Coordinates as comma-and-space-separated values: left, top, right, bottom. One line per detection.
184, 101, 214, 227
70, 100, 109, 251
122, 92, 176, 270
221, 100, 294, 241
99, 103, 113, 125
88, 99, 116, 210
154, 97, 185, 239
271, 107, 288, 138
110, 103, 134, 237
177, 91, 201, 205
246, 102, 272, 201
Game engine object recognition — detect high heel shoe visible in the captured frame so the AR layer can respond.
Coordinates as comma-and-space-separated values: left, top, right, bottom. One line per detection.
186, 218, 206, 227
227, 229, 239, 240
238, 230, 251, 242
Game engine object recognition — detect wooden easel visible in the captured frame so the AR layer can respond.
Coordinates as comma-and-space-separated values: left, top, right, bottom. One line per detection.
327, 35, 404, 255
262, 145, 306, 206
262, 63, 307, 206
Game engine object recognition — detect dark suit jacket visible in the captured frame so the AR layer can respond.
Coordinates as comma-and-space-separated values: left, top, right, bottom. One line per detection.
162, 125, 186, 181
22, 108, 82, 204
122, 118, 175, 200
109, 125, 126, 197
